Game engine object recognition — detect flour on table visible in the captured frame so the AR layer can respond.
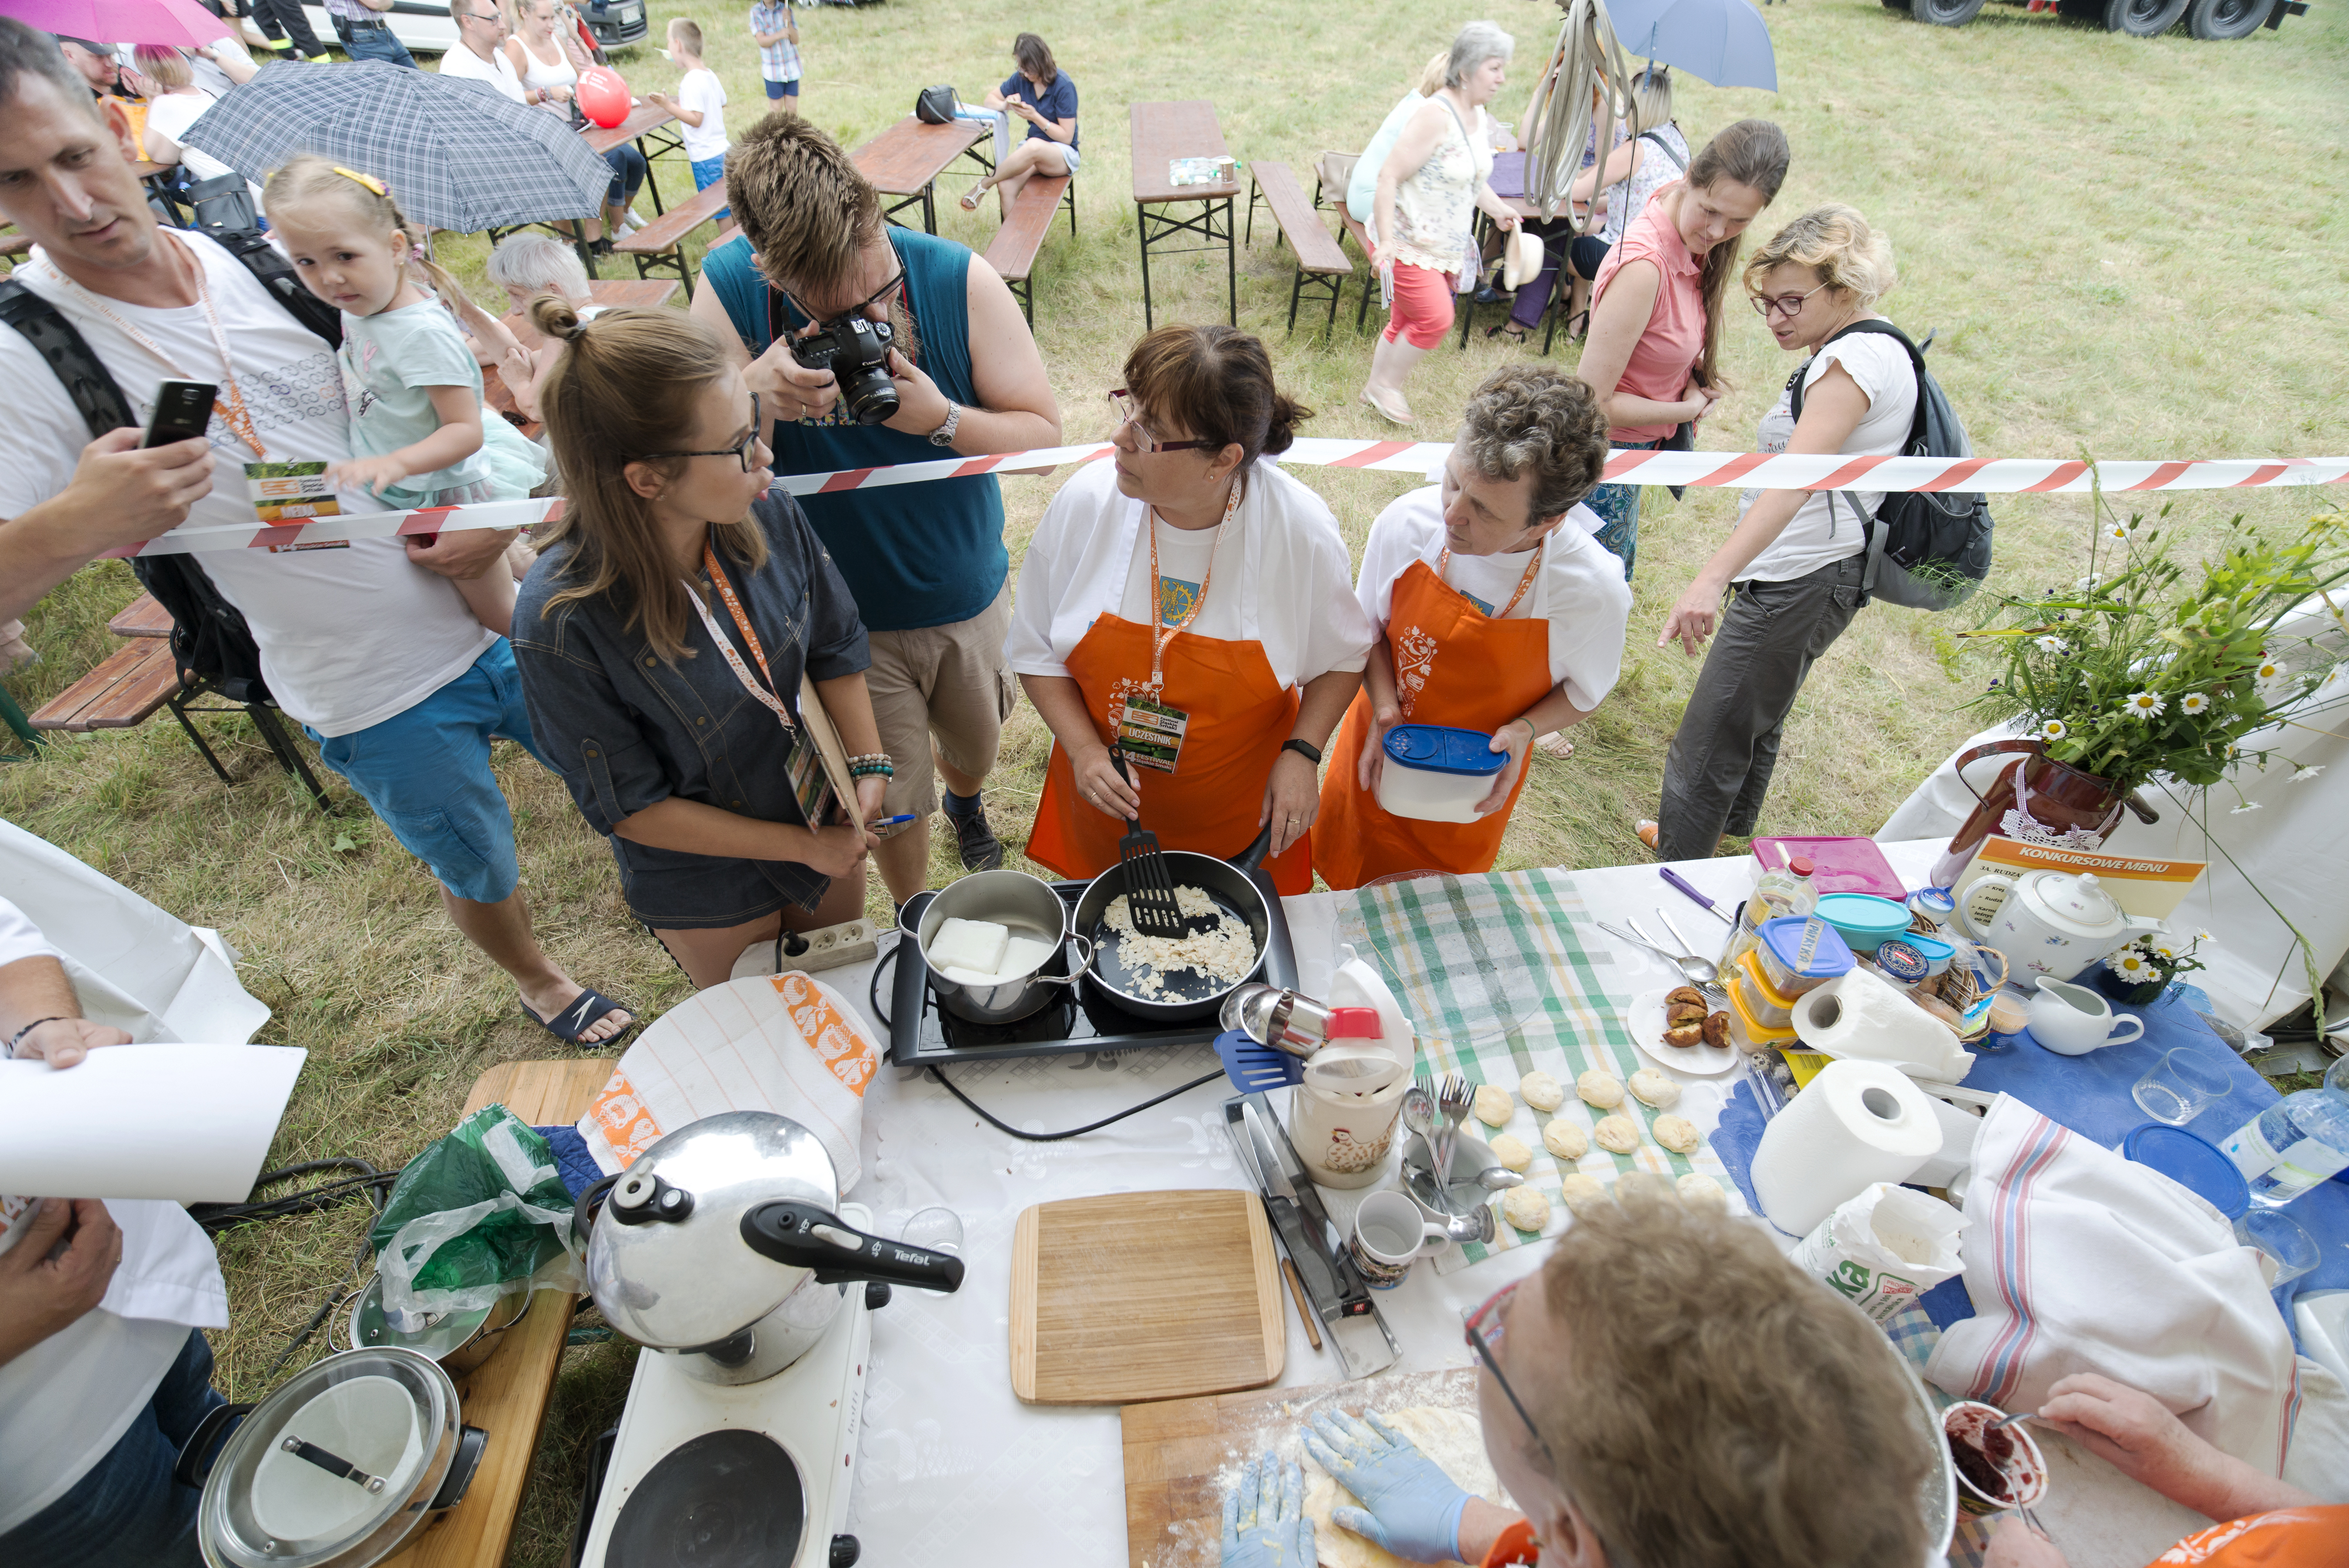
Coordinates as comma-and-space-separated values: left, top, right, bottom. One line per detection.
1303, 1406, 1511, 1568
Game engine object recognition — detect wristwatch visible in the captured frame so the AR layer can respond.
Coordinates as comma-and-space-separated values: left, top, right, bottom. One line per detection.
1280, 738, 1323, 765
927, 400, 962, 448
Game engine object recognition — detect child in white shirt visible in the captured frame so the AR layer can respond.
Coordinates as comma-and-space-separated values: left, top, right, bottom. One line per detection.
649, 19, 729, 212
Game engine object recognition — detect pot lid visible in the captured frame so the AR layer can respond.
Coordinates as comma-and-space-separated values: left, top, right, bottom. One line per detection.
2017, 870, 2127, 938
1382, 724, 1508, 776
200, 1347, 457, 1568
585, 1111, 839, 1351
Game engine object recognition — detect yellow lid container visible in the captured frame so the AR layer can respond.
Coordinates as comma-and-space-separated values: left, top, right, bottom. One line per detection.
1732, 950, 1803, 1031
1725, 967, 1798, 1044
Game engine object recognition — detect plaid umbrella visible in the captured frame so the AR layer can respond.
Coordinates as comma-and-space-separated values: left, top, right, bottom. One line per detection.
0, 0, 231, 48
179, 59, 617, 233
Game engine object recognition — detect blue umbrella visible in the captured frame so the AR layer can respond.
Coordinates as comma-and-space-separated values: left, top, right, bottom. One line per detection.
1604, 0, 1778, 91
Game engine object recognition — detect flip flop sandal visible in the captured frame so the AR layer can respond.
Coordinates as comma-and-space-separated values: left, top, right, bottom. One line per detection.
521, 986, 637, 1047
959, 183, 987, 211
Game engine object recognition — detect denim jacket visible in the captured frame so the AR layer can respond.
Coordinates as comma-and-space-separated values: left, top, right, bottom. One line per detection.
510, 492, 869, 920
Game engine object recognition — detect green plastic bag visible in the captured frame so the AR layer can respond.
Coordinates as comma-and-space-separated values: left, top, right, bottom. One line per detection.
369, 1103, 581, 1318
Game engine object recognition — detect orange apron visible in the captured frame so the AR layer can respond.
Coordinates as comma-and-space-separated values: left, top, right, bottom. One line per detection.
1314, 556, 1554, 890
1026, 613, 1313, 896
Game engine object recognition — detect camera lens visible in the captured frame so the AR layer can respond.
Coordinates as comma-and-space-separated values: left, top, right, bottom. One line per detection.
842, 368, 898, 425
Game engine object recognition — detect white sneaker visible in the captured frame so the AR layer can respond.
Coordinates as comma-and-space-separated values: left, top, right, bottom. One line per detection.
621, 208, 647, 233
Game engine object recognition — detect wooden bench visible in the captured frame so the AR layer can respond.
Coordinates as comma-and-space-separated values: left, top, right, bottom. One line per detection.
109, 591, 173, 638
980, 174, 1073, 327
1310, 151, 1380, 334
1247, 161, 1351, 335
612, 177, 730, 298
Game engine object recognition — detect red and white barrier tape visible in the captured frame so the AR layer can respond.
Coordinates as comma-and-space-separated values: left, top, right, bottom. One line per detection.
110, 442, 2349, 558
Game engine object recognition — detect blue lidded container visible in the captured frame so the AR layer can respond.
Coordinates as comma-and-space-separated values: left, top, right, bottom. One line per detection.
2122, 1123, 2249, 1220
1754, 915, 1855, 995
1377, 724, 1508, 825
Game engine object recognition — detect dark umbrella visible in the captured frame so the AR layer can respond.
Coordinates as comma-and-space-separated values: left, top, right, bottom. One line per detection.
180, 59, 615, 232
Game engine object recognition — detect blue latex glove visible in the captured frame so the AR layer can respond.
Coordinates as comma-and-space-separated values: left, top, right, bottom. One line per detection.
1221, 1453, 1317, 1568
1303, 1410, 1471, 1564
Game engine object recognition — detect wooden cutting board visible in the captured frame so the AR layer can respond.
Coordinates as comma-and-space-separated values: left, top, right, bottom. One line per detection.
1010, 1190, 1284, 1405
1120, 1367, 1481, 1568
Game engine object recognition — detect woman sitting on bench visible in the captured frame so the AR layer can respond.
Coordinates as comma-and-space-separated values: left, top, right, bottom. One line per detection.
961, 31, 1077, 217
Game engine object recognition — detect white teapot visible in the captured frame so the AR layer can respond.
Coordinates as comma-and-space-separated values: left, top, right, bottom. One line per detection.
1967, 869, 2165, 982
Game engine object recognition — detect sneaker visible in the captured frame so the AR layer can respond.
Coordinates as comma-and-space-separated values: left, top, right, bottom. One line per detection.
944, 798, 1004, 872
1635, 819, 1661, 853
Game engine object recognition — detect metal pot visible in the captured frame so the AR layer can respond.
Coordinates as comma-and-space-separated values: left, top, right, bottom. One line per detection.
917, 868, 1094, 1025
180, 1346, 487, 1568
341, 1274, 527, 1377
581, 1111, 963, 1386
1073, 825, 1276, 1024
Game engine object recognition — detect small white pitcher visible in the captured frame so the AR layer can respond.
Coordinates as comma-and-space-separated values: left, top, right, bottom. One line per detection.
2028, 977, 2146, 1056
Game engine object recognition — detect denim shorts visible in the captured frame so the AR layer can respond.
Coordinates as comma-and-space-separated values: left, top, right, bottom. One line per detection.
304, 641, 548, 904
763, 76, 799, 99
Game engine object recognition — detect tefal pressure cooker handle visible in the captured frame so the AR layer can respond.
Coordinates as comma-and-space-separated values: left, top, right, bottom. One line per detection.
740, 1201, 966, 1293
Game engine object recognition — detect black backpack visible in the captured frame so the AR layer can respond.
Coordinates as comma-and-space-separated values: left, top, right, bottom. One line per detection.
913, 84, 957, 125
1788, 319, 1994, 611
0, 229, 342, 703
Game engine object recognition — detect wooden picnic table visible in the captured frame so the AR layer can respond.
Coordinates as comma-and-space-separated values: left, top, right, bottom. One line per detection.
481, 278, 681, 433
852, 115, 990, 235
1130, 101, 1240, 331
568, 100, 682, 280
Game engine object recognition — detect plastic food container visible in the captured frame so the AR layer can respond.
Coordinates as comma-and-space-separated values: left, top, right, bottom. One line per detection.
1814, 893, 1914, 954
1725, 978, 1797, 1045
1375, 724, 1507, 824
1731, 951, 1802, 1030
2122, 1125, 2249, 1220
1753, 916, 1855, 997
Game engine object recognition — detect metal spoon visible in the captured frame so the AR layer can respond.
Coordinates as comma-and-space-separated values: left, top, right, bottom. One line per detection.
1472, 1166, 1525, 1190
1602, 919, 1725, 994
1626, 916, 1724, 990
1402, 1082, 1436, 1143
1987, 1409, 2037, 1432
1432, 1198, 1497, 1244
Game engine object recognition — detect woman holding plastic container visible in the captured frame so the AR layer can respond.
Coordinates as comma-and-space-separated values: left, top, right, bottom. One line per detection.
1573, 117, 1790, 578
1638, 205, 1913, 862
1313, 366, 1630, 891
1006, 325, 1371, 895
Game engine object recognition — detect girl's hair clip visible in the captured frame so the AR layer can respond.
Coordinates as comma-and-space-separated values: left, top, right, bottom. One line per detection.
331, 166, 388, 197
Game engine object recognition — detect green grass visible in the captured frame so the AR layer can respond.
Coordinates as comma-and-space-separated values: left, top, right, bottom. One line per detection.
4, 2, 2345, 1562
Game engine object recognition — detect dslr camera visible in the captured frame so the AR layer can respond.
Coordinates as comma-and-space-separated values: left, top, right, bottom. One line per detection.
790, 314, 898, 426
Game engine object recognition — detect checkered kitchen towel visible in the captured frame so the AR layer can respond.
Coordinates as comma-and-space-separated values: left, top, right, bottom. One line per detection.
1338, 870, 1739, 1273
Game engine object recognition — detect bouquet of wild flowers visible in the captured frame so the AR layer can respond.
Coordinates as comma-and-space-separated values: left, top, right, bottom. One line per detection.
1961, 502, 2348, 795
2105, 928, 2211, 1002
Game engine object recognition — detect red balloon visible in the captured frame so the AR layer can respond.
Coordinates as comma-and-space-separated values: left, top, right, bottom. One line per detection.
577, 66, 629, 129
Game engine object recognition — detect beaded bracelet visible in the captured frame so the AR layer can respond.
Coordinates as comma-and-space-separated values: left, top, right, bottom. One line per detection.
847, 752, 891, 769
849, 760, 896, 779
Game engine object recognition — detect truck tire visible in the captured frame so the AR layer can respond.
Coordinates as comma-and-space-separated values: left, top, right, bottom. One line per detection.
1914, 0, 1986, 23
2188, 0, 2273, 34
2107, 0, 2190, 30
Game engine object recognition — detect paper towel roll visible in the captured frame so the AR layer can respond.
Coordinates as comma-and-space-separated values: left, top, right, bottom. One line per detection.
1792, 966, 1974, 1082
1749, 1058, 1943, 1236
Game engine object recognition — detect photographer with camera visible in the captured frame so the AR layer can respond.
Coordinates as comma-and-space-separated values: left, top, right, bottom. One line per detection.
691, 115, 1061, 904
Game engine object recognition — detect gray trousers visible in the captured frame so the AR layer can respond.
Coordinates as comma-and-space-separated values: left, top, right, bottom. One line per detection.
1655, 553, 1865, 862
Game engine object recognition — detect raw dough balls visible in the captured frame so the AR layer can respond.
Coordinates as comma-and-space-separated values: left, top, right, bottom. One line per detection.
1558, 1172, 1612, 1214
1519, 1071, 1566, 1112
1613, 1169, 1672, 1204
1653, 1113, 1702, 1155
1300, 1406, 1511, 1568
1628, 1068, 1681, 1109
1677, 1173, 1728, 1209
1593, 1113, 1641, 1153
1576, 1070, 1625, 1109
1473, 1084, 1515, 1128
1489, 1133, 1533, 1172
1540, 1117, 1588, 1160
1501, 1186, 1552, 1233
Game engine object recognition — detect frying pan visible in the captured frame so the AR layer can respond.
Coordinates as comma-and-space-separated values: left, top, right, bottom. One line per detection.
1072, 825, 1276, 1024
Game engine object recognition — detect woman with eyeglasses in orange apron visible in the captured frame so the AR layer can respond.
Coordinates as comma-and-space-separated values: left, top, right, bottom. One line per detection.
1314, 366, 1631, 891
1006, 326, 1372, 896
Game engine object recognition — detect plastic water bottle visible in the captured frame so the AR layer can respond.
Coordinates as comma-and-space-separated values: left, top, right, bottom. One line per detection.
1725, 856, 1816, 968
2221, 1055, 2349, 1207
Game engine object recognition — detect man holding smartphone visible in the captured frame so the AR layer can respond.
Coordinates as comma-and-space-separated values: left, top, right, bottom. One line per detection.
0, 19, 635, 1049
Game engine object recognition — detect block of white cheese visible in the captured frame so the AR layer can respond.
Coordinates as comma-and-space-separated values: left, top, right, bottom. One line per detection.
930, 918, 1010, 975
999, 936, 1058, 977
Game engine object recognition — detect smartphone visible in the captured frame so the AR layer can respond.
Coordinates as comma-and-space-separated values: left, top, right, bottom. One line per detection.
143, 379, 217, 448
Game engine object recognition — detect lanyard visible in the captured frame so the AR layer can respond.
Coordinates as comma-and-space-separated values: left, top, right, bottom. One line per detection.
684, 543, 796, 736
49, 234, 267, 459
1145, 480, 1239, 687
1436, 537, 1543, 620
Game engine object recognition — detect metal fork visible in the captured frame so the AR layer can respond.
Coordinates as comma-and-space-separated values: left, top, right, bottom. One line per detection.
1435, 1074, 1472, 1193
1109, 748, 1184, 937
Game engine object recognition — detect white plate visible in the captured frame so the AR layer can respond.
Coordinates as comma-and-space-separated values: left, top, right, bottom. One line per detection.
1623, 987, 1739, 1076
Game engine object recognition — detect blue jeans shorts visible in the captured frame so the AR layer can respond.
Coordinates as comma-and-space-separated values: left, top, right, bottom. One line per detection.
690, 154, 732, 223
305, 640, 549, 904
763, 76, 799, 100
0, 1328, 224, 1568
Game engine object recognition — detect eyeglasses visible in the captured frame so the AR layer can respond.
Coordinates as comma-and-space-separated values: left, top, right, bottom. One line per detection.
785, 263, 904, 328
1108, 389, 1215, 454
1464, 1278, 1554, 1474
640, 393, 766, 472
1750, 280, 1830, 321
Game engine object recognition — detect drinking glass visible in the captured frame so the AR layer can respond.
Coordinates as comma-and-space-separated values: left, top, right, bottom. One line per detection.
2130, 1049, 2233, 1125
900, 1206, 963, 1295
2235, 1210, 2319, 1290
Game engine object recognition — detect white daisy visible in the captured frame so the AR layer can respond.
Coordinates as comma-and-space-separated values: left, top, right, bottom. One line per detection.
2105, 523, 2130, 541
2232, 800, 2263, 815
2038, 719, 2069, 742
2035, 635, 2067, 654
2291, 765, 2326, 783
2112, 950, 2155, 980
2179, 692, 2210, 715
2075, 575, 2101, 592
2256, 659, 2283, 681
2123, 691, 2166, 719
2194, 930, 2216, 944
2149, 936, 2180, 960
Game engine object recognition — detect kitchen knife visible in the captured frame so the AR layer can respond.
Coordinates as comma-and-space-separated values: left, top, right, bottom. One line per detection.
1234, 1101, 1356, 1317
1224, 1097, 1399, 1380
1240, 1095, 1375, 1317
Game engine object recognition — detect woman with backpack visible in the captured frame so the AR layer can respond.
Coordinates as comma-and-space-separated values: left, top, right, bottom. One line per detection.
1638, 204, 1914, 861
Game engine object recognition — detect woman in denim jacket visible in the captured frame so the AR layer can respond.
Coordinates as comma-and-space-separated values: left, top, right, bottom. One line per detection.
511, 301, 888, 989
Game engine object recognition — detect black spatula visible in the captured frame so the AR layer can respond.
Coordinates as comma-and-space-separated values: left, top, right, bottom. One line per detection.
1111, 748, 1185, 937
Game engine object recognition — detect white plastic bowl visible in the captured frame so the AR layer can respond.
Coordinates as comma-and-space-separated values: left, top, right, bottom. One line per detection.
1375, 724, 1507, 824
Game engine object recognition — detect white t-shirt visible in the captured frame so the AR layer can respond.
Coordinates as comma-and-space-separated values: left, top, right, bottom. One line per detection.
1006, 457, 1373, 692
678, 66, 729, 161
186, 35, 253, 97
0, 899, 228, 1536
1357, 487, 1632, 713
438, 39, 529, 103
1738, 325, 1920, 584
0, 235, 496, 736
